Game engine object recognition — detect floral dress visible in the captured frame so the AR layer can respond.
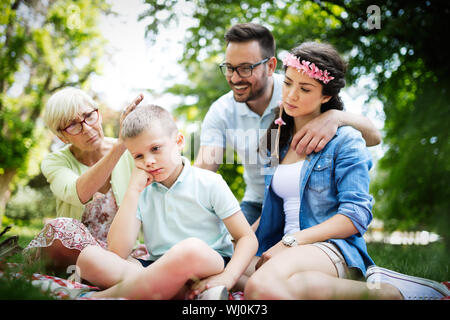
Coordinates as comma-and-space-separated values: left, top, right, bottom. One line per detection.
24, 189, 148, 261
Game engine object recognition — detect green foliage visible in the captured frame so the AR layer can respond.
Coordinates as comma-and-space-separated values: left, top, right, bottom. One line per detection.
5, 185, 56, 220
218, 154, 246, 202
0, 106, 34, 170
0, 0, 108, 188
321, 0, 450, 243
140, 0, 450, 240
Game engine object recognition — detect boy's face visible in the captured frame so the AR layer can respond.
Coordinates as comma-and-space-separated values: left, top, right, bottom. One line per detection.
125, 124, 185, 188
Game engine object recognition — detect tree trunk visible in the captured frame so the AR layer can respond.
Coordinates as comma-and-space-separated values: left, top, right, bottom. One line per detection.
0, 168, 16, 227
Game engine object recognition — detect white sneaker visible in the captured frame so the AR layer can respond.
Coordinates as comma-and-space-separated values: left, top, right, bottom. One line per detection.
366, 265, 449, 300
195, 285, 228, 300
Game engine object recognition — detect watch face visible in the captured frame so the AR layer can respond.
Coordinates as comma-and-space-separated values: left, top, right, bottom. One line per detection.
283, 235, 296, 246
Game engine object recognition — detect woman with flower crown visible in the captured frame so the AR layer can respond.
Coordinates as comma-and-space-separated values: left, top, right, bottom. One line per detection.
243, 42, 449, 300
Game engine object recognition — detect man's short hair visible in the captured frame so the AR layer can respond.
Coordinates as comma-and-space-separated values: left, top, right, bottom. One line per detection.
121, 104, 178, 139
225, 23, 275, 59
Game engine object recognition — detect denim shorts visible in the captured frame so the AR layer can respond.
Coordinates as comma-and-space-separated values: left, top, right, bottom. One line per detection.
137, 256, 231, 268
240, 201, 262, 225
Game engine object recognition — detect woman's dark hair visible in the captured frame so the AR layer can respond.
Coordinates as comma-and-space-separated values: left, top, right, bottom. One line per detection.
225, 23, 275, 59
263, 42, 348, 155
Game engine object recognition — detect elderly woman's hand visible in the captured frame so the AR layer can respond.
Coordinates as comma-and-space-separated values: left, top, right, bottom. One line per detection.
118, 93, 144, 142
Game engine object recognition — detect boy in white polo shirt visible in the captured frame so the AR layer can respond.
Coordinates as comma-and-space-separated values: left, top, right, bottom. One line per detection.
76, 104, 258, 300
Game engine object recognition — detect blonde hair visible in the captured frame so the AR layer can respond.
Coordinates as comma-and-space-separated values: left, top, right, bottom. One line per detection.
121, 104, 178, 139
44, 87, 98, 137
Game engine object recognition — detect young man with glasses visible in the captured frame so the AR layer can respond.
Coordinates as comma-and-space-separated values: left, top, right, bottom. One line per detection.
195, 23, 382, 227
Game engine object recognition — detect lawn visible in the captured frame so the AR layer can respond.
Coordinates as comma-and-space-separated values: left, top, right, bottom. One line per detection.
0, 216, 448, 299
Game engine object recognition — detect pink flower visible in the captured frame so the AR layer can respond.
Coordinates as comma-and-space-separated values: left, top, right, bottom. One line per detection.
282, 53, 334, 84
274, 117, 286, 126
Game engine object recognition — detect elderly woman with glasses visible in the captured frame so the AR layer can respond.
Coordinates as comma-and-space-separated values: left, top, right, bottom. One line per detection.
24, 87, 147, 271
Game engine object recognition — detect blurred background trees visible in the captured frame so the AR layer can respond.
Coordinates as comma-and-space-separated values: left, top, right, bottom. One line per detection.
0, 0, 109, 222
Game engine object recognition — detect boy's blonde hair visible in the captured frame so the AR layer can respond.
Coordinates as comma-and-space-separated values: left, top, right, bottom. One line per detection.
44, 87, 98, 138
121, 104, 178, 139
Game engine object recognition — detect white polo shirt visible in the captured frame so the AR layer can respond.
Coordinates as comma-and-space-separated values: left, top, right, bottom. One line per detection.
136, 157, 241, 261
200, 72, 284, 203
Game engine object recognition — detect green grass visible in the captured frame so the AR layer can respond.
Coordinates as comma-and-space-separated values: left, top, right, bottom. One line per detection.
1, 217, 449, 299
367, 241, 449, 282
1, 217, 54, 299
1, 216, 46, 248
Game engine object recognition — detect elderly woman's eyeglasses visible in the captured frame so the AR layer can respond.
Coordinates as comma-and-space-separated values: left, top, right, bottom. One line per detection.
61, 109, 99, 135
219, 58, 269, 78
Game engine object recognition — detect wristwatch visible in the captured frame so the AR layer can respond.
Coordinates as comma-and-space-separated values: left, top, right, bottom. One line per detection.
282, 234, 298, 247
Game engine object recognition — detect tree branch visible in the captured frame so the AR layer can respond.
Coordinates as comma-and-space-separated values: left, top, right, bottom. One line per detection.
48, 70, 95, 93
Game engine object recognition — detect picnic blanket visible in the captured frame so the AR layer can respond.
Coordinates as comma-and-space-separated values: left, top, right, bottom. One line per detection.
30, 272, 244, 300
0, 262, 244, 300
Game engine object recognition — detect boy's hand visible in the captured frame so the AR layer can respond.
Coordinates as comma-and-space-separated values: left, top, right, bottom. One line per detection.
187, 272, 235, 300
129, 166, 153, 193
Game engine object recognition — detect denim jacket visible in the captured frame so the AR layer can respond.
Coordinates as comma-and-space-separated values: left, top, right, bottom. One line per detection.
255, 126, 375, 276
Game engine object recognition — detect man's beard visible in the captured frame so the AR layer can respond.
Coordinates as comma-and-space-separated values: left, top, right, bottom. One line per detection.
231, 78, 268, 103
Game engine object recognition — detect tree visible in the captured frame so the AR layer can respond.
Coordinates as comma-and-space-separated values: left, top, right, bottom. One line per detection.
0, 0, 109, 224
319, 0, 450, 243
140, 0, 450, 241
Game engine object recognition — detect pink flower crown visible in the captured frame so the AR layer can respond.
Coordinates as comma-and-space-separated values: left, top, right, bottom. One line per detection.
282, 52, 335, 84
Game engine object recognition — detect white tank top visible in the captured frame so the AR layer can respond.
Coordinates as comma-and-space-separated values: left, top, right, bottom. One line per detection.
271, 160, 305, 235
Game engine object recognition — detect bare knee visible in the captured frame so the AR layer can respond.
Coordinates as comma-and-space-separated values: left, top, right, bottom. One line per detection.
171, 238, 213, 262
166, 238, 223, 276
76, 245, 105, 279
245, 269, 284, 300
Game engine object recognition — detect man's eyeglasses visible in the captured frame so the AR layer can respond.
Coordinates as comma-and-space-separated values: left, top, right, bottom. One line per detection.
61, 109, 99, 135
219, 58, 269, 78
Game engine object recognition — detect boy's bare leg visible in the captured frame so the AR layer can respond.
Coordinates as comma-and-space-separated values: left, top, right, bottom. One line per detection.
81, 238, 224, 299
76, 245, 143, 289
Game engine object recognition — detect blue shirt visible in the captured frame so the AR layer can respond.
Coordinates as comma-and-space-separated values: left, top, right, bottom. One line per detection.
136, 157, 241, 261
200, 73, 284, 203
256, 126, 375, 276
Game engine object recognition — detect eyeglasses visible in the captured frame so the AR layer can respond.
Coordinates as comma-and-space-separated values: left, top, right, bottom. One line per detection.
219, 58, 269, 78
61, 109, 99, 135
